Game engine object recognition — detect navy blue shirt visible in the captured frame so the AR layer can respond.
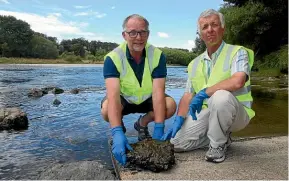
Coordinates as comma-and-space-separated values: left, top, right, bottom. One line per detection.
103, 45, 167, 86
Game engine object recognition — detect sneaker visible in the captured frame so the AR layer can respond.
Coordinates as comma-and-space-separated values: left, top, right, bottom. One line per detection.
205, 144, 227, 163
134, 115, 152, 141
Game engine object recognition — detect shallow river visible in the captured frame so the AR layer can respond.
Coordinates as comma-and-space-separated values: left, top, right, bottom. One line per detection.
0, 64, 287, 179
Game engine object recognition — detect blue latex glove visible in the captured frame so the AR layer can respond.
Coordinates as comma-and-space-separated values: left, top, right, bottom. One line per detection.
152, 123, 165, 140
189, 88, 209, 120
161, 116, 185, 140
111, 126, 133, 166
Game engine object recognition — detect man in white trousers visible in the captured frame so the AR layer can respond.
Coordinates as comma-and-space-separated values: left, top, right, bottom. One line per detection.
161, 9, 255, 163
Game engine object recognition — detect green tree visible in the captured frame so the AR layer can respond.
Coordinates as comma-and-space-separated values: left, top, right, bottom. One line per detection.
0, 15, 33, 57
192, 36, 206, 54
1, 42, 9, 57
220, 0, 288, 56
28, 35, 59, 59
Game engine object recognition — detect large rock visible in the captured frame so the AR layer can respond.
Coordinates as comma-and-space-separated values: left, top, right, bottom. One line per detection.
0, 107, 28, 130
126, 139, 175, 172
38, 161, 116, 180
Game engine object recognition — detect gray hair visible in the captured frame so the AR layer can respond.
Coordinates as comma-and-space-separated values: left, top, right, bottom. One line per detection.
197, 9, 225, 34
122, 14, 150, 31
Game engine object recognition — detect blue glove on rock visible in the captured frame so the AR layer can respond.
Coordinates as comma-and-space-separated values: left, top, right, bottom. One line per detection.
111, 126, 133, 166
161, 116, 185, 140
152, 123, 165, 140
189, 88, 209, 120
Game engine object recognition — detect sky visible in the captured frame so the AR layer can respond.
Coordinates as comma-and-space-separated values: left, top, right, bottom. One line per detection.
0, 0, 224, 50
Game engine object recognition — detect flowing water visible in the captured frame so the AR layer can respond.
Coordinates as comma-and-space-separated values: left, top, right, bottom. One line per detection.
0, 64, 287, 179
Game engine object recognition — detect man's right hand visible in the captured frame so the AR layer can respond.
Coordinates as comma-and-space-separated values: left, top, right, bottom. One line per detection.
161, 116, 185, 140
111, 126, 133, 166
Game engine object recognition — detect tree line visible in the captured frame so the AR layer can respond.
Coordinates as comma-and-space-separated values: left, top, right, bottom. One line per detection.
0, 15, 195, 65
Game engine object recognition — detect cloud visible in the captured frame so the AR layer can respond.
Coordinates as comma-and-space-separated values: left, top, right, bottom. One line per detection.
74, 5, 91, 9
0, 0, 10, 4
49, 12, 61, 17
154, 39, 196, 50
188, 40, 195, 48
95, 13, 106, 18
157, 32, 169, 38
111, 6, 115, 9
31, 0, 42, 4
179, 40, 196, 50
79, 22, 89, 28
0, 10, 103, 41
74, 12, 89, 16
74, 10, 106, 18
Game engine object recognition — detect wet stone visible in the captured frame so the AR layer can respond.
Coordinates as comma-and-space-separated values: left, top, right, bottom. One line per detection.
126, 139, 175, 172
52, 87, 64, 94
70, 88, 80, 94
28, 88, 44, 97
52, 99, 61, 106
0, 107, 28, 130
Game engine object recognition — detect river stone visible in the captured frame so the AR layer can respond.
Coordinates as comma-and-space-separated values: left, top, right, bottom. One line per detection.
28, 88, 44, 97
126, 139, 175, 172
52, 87, 64, 94
70, 88, 80, 94
52, 99, 61, 105
38, 161, 116, 180
0, 107, 28, 130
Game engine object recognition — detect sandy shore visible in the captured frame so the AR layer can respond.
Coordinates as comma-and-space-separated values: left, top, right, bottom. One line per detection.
118, 136, 288, 180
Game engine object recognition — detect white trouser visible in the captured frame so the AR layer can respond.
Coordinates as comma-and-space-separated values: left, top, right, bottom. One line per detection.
171, 90, 250, 152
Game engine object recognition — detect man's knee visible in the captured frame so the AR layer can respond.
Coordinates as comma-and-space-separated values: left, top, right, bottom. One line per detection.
209, 90, 233, 107
165, 97, 177, 118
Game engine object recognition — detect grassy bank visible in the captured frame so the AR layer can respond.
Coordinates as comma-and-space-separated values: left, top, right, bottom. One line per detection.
0, 57, 104, 64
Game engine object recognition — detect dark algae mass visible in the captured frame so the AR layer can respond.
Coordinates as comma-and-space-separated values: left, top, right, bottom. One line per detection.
126, 139, 175, 172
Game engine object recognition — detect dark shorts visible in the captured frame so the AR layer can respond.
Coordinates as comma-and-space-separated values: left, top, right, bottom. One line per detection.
101, 94, 171, 115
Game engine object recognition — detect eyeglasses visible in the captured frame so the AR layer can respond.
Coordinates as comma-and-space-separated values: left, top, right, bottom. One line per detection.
125, 30, 149, 38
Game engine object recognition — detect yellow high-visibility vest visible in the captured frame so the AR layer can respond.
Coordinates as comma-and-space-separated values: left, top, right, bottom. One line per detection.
187, 43, 255, 119
105, 42, 162, 105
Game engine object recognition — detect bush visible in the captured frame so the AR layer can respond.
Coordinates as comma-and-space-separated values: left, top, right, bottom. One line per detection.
160, 48, 197, 66
86, 54, 97, 61
261, 45, 288, 72
63, 55, 82, 63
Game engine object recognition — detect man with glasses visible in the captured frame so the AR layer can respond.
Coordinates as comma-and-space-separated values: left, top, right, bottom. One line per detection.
101, 14, 176, 166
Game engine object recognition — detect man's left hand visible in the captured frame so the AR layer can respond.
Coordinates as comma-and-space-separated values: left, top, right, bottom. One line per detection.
152, 123, 165, 140
189, 88, 209, 120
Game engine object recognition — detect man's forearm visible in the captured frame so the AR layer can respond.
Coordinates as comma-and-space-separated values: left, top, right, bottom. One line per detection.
206, 73, 246, 96
177, 93, 193, 117
152, 91, 166, 123
107, 96, 122, 128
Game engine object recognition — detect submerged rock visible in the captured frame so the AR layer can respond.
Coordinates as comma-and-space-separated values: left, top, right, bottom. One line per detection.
126, 139, 175, 172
